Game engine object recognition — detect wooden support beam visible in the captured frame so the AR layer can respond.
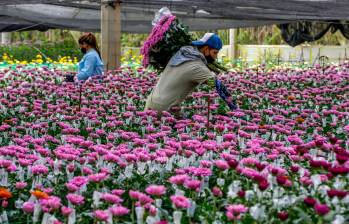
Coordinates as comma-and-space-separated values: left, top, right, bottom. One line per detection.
48, 30, 56, 42
229, 28, 238, 60
101, 0, 121, 70
1, 32, 11, 45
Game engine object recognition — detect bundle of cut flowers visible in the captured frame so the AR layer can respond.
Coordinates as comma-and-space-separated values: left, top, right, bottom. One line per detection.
140, 7, 227, 74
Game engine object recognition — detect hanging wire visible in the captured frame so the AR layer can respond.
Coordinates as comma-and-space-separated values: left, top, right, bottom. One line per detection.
7, 22, 46, 33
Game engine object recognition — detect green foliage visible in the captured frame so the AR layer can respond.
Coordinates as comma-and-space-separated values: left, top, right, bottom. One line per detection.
121, 33, 148, 47
0, 40, 82, 61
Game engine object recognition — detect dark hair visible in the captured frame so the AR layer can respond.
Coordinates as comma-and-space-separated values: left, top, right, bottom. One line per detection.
197, 45, 213, 51
78, 33, 101, 59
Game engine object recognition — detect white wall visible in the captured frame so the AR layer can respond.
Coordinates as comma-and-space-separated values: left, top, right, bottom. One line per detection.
219, 45, 349, 64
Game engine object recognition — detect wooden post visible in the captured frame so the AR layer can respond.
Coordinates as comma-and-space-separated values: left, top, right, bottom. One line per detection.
229, 29, 238, 61
1, 33, 11, 45
300, 47, 304, 65
101, 0, 121, 70
48, 30, 55, 42
277, 49, 281, 66
263, 49, 266, 65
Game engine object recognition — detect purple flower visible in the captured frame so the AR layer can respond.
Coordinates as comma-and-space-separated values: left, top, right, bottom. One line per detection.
61, 206, 73, 216
109, 205, 130, 216
170, 195, 190, 209
66, 193, 85, 206
102, 193, 123, 204
145, 185, 166, 196
22, 202, 35, 213
39, 196, 61, 213
94, 209, 109, 221
30, 164, 49, 175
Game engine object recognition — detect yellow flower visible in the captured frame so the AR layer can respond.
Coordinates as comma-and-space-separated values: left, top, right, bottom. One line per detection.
296, 117, 305, 124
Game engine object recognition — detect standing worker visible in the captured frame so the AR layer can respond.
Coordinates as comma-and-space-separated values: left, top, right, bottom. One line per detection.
145, 33, 223, 118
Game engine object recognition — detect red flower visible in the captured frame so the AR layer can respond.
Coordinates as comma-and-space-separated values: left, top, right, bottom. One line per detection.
329, 166, 349, 175
336, 154, 349, 164
277, 211, 289, 221
314, 203, 330, 216
329, 137, 338, 144
309, 160, 330, 169
327, 189, 348, 198
271, 168, 279, 175
258, 180, 269, 191
227, 159, 238, 168
304, 197, 316, 206
315, 140, 324, 147
296, 145, 308, 155
255, 163, 266, 171
290, 165, 299, 173
333, 147, 349, 156
326, 172, 334, 180
156, 221, 168, 224
252, 174, 265, 183
238, 190, 245, 198
276, 175, 288, 185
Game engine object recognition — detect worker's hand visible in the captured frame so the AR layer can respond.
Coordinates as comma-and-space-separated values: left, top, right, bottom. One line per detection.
74, 75, 79, 83
74, 76, 84, 86
65, 74, 75, 82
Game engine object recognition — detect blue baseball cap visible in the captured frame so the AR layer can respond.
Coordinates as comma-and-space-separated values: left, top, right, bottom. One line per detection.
192, 33, 223, 50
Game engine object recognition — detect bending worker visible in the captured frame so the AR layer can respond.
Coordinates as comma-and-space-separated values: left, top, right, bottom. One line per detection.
145, 33, 222, 118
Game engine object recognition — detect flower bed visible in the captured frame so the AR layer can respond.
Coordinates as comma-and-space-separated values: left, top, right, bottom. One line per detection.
0, 64, 349, 223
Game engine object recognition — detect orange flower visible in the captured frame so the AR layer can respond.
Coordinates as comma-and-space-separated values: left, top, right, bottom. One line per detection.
296, 117, 305, 124
287, 95, 295, 101
0, 188, 12, 200
3, 119, 12, 124
259, 125, 266, 129
31, 190, 49, 199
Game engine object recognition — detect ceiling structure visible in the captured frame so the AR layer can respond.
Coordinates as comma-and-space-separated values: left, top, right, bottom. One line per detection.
0, 0, 348, 33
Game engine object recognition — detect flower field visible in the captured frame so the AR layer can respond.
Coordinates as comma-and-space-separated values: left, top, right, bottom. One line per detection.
0, 63, 349, 223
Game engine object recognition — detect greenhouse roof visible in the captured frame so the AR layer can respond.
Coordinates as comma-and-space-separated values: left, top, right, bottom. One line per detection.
0, 0, 348, 33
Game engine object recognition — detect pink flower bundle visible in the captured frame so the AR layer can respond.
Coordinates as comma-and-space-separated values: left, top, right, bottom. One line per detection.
140, 15, 177, 68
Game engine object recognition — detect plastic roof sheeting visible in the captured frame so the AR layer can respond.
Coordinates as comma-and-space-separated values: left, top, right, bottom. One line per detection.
0, 1, 349, 33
